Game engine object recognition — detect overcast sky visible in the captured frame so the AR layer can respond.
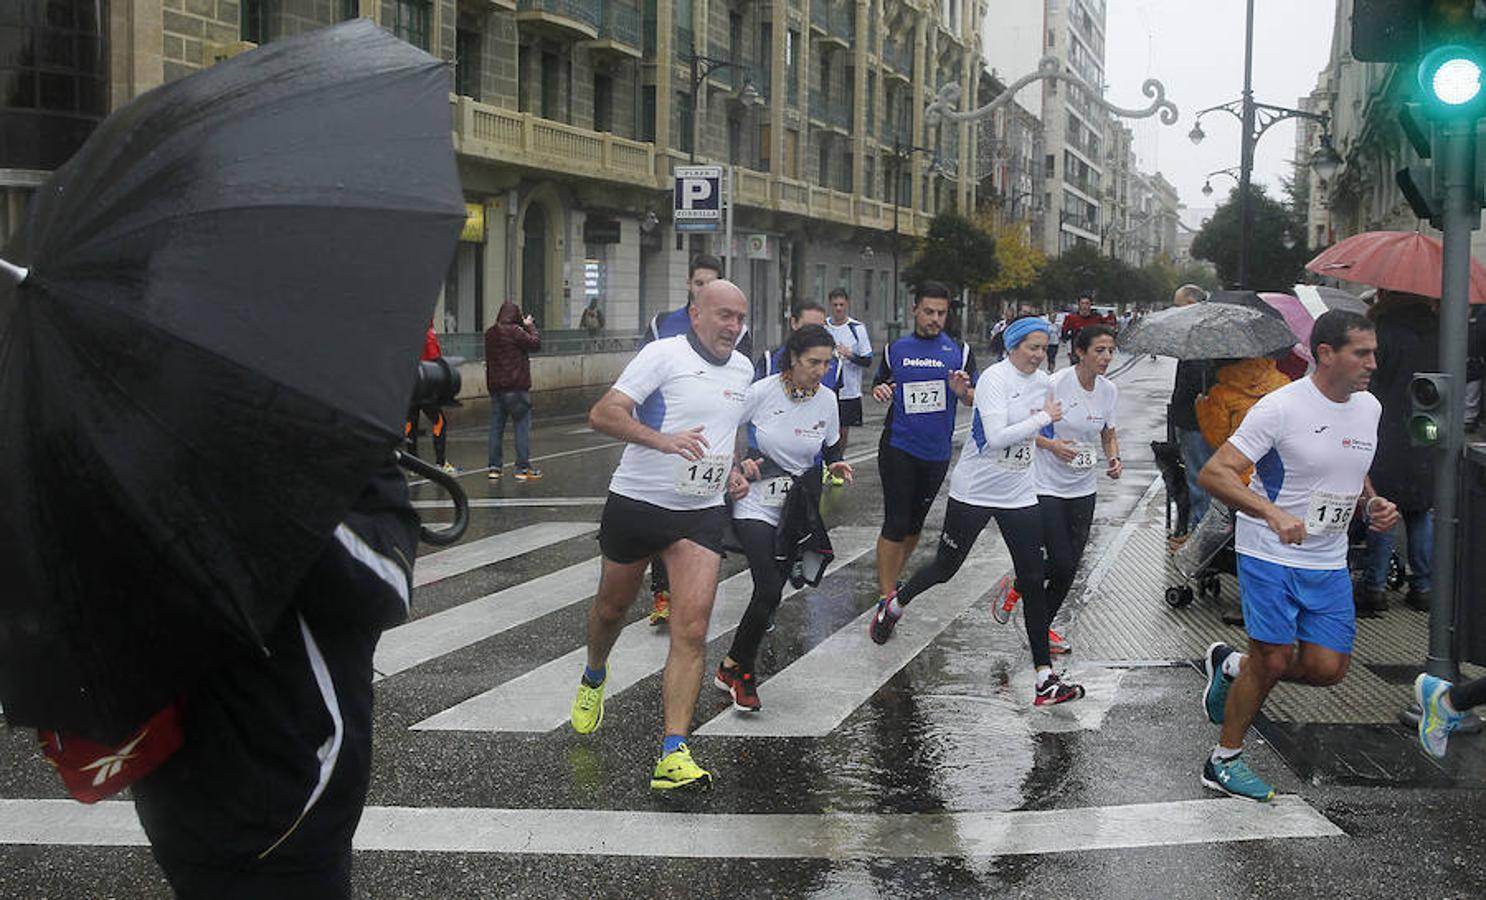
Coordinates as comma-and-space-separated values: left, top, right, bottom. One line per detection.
1100, 0, 1338, 217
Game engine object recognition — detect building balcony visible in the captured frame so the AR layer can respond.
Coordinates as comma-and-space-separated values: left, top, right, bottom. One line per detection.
883, 41, 913, 83
517, 0, 601, 41
583, 0, 643, 61
452, 96, 656, 188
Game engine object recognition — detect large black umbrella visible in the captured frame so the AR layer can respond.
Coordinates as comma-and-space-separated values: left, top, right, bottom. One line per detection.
0, 20, 465, 741
1116, 302, 1299, 360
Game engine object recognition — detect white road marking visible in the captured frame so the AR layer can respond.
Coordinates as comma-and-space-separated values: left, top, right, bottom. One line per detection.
410, 498, 609, 509
0, 796, 1341, 856
413, 522, 596, 588
373, 558, 602, 681
412, 527, 879, 733
696, 541, 1011, 738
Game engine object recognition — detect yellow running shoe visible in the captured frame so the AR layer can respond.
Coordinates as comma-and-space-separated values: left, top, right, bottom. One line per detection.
649, 590, 671, 626
570, 674, 606, 734
650, 742, 713, 791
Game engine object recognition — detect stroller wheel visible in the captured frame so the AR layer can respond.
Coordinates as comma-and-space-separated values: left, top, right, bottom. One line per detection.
1386, 552, 1406, 592
1165, 586, 1194, 609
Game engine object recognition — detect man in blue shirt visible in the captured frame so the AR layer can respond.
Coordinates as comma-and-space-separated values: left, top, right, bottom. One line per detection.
869, 280, 976, 608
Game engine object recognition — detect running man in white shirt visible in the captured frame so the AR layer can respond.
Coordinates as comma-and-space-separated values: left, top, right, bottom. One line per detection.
870, 314, 1085, 705
825, 287, 873, 464
1196, 310, 1399, 802
570, 279, 754, 792
992, 324, 1123, 656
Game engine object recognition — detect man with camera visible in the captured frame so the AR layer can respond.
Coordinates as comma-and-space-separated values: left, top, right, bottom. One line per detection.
570, 279, 753, 792
485, 301, 543, 481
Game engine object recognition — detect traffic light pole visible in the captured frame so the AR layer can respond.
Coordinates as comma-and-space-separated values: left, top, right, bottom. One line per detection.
1427, 119, 1477, 680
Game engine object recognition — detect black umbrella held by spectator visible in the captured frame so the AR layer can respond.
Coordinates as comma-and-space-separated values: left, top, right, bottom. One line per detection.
0, 20, 465, 742
1115, 302, 1299, 360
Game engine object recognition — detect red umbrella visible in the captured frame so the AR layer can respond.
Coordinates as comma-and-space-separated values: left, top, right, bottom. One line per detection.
1305, 231, 1486, 304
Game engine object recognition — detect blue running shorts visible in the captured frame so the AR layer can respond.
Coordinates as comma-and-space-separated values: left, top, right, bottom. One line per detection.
1236, 554, 1356, 654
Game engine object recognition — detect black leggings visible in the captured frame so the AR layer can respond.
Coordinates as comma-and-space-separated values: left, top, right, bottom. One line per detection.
897, 499, 1052, 666
726, 518, 788, 671
1039, 493, 1096, 616
1451, 676, 1486, 712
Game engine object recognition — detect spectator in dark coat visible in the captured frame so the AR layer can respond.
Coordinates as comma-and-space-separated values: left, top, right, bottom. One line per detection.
1359, 289, 1439, 614
484, 301, 542, 481
1169, 285, 1216, 527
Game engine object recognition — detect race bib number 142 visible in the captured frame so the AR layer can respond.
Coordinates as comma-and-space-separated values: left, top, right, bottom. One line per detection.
677, 454, 730, 496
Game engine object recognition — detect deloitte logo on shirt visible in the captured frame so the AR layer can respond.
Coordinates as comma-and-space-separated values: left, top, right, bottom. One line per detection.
901, 357, 946, 368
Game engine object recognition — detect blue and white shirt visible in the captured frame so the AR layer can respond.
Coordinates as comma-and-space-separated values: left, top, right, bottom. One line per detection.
1227, 376, 1381, 570
609, 335, 755, 510
875, 332, 977, 462
733, 375, 840, 527
948, 360, 1051, 509
824, 317, 873, 400
1033, 367, 1119, 499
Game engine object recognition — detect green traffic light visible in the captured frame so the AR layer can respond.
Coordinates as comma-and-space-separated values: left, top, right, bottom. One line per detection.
1410, 414, 1442, 446
1419, 45, 1486, 110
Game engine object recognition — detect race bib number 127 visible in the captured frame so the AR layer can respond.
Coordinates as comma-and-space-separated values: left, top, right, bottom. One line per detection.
903, 380, 946, 414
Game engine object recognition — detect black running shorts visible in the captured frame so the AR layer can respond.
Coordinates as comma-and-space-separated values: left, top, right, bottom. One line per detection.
837, 396, 864, 427
598, 492, 729, 563
877, 439, 949, 541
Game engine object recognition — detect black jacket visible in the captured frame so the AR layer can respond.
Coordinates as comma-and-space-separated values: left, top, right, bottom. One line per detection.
1370, 300, 1439, 511
1169, 359, 1214, 432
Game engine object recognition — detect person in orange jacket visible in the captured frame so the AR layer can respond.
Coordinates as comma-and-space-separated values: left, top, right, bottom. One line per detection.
1195, 357, 1293, 456
405, 321, 455, 473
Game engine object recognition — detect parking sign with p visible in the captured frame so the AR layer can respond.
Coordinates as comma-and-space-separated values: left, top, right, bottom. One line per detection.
674, 165, 724, 232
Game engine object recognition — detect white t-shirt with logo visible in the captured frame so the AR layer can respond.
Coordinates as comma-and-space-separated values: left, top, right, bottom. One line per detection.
1033, 367, 1119, 499
824, 317, 873, 400
1227, 376, 1382, 570
733, 374, 841, 526
609, 335, 755, 510
948, 360, 1053, 509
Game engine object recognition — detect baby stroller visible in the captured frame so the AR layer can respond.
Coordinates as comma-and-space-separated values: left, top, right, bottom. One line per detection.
1152, 416, 1233, 609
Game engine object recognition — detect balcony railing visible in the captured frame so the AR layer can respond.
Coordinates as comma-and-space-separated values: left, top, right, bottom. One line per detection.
884, 40, 913, 77
600, 1, 641, 48
517, 0, 602, 31
828, 0, 854, 41
453, 96, 656, 186
809, 0, 827, 31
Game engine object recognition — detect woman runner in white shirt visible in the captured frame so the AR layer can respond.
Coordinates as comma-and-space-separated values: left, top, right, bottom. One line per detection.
993, 325, 1123, 652
868, 314, 1085, 705
716, 325, 853, 712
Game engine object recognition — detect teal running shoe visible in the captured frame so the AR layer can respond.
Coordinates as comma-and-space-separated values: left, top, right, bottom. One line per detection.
1201, 753, 1275, 802
1415, 673, 1465, 759
1203, 642, 1236, 725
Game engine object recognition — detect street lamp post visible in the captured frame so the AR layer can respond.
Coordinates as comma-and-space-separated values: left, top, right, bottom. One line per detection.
1199, 167, 1241, 199
887, 140, 945, 334
686, 52, 758, 164
1186, 0, 1342, 289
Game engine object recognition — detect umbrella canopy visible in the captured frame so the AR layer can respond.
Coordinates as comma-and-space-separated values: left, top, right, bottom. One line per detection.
1305, 231, 1486, 304
1207, 289, 1281, 319
1296, 284, 1369, 316
0, 20, 465, 741
1258, 292, 1317, 362
1116, 301, 1299, 360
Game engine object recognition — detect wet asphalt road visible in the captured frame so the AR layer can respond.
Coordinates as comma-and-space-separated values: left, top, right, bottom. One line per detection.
3, 353, 1486, 898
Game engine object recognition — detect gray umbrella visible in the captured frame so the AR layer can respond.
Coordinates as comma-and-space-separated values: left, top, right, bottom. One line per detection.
1116, 302, 1300, 360
1294, 284, 1369, 315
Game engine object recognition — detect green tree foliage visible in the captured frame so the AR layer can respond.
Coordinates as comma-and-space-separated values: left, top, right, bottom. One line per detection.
901, 212, 1001, 297
1190, 183, 1309, 290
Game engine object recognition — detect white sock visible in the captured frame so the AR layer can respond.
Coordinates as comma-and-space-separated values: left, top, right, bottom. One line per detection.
1210, 745, 1242, 764
1222, 652, 1243, 679
1035, 667, 1053, 688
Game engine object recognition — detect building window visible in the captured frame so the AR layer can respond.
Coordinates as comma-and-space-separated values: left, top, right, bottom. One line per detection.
240, 0, 270, 43
0, 0, 109, 170
541, 51, 562, 121
786, 29, 799, 99
343, 0, 359, 19
641, 85, 656, 142
392, 0, 431, 50
594, 73, 613, 132
815, 263, 827, 302
455, 29, 481, 99
819, 142, 829, 185
678, 91, 694, 155
839, 265, 852, 294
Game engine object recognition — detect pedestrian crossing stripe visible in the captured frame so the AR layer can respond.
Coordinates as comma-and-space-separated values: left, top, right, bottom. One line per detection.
412, 521, 596, 588
0, 796, 1342, 856
410, 527, 880, 733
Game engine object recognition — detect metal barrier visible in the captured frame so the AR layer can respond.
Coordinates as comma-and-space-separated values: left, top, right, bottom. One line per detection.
435, 330, 642, 362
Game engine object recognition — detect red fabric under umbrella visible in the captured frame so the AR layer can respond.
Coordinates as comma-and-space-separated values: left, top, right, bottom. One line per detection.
1305, 230, 1486, 305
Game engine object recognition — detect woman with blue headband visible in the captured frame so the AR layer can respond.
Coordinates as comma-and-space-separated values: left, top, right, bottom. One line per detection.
869, 313, 1085, 705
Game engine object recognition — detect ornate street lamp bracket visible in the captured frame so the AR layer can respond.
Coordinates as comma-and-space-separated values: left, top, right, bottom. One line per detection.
924, 56, 1179, 126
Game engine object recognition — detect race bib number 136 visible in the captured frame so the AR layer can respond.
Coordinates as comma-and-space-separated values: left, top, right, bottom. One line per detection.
1307, 490, 1359, 536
